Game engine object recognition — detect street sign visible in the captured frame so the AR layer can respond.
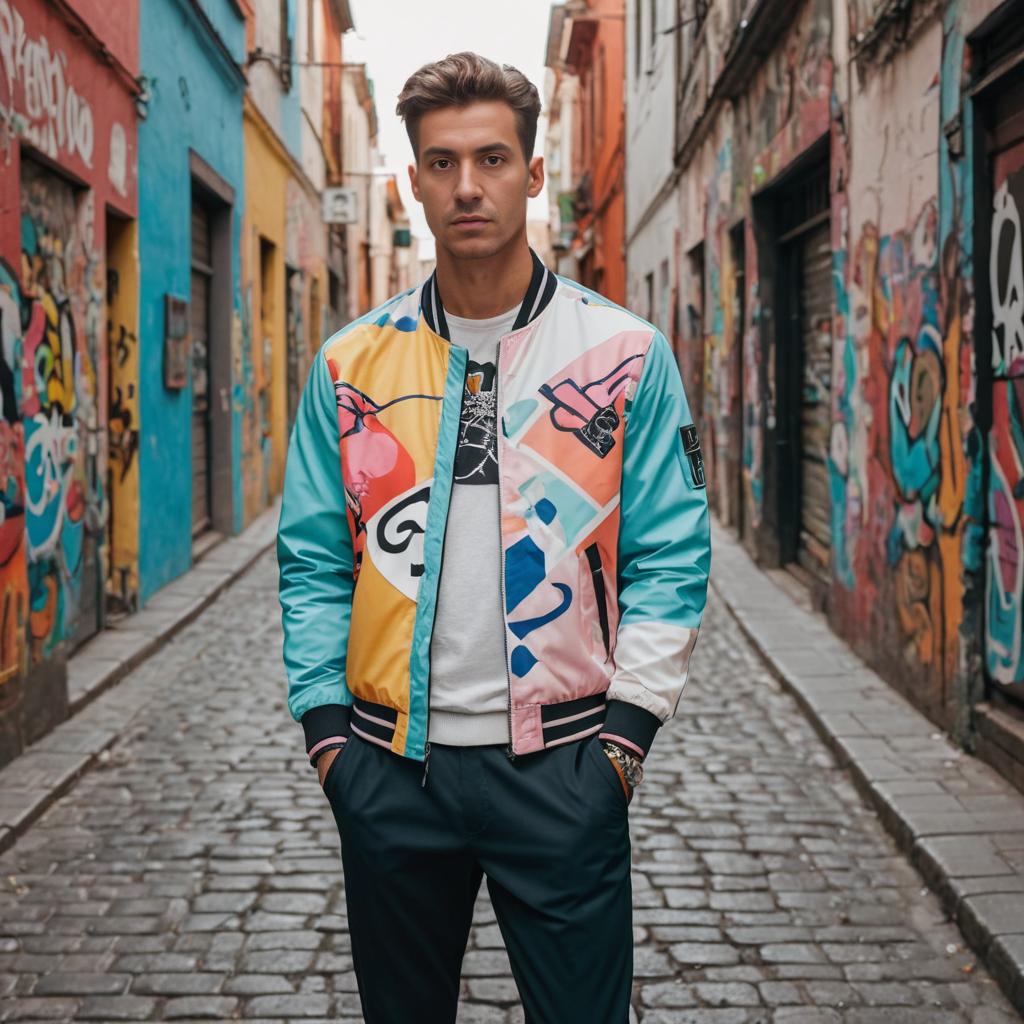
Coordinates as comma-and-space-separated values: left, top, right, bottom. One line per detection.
323, 187, 359, 224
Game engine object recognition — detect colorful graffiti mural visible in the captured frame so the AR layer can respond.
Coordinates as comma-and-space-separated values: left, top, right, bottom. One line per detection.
673, 0, 1024, 737
0, 259, 28, 692
835, 200, 965, 683
986, 146, 1024, 691
690, 0, 833, 536
17, 160, 105, 659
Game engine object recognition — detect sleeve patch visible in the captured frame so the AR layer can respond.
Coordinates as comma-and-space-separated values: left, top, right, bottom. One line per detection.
680, 425, 706, 489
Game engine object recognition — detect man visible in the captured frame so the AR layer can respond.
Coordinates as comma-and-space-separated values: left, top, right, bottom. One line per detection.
278, 52, 710, 1024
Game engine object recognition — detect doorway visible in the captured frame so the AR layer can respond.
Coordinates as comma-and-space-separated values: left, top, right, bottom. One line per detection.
105, 212, 139, 615
726, 221, 746, 537
776, 159, 832, 592
19, 157, 105, 652
980, 68, 1024, 704
285, 264, 303, 429
190, 196, 213, 539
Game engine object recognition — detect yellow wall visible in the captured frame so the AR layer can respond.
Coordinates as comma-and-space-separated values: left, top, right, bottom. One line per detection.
106, 216, 140, 608
243, 101, 289, 507
243, 100, 329, 511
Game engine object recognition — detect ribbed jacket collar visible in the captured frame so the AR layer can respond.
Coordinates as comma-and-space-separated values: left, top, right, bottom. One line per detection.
421, 247, 558, 341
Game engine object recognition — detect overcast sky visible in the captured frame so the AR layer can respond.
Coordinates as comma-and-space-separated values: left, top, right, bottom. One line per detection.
345, 0, 553, 260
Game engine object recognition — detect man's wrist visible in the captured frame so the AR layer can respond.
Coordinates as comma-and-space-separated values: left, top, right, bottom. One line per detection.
602, 740, 644, 790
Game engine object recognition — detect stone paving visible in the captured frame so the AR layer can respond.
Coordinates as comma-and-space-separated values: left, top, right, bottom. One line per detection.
0, 552, 1019, 1022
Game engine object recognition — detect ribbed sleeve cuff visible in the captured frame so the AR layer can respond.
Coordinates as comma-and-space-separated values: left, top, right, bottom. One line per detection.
599, 699, 661, 760
300, 703, 352, 762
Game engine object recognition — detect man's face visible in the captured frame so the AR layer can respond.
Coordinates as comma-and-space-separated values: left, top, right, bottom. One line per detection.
408, 100, 544, 259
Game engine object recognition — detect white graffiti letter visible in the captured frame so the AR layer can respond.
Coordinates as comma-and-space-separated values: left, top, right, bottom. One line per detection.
991, 180, 1024, 373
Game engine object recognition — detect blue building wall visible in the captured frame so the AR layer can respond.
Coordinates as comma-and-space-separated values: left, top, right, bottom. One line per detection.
137, 0, 246, 603
281, 0, 303, 158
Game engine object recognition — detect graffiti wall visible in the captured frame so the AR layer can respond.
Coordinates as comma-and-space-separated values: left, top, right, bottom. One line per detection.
0, 0, 139, 213
106, 218, 140, 610
0, 258, 29, 699
0, 0, 139, 765
677, 0, 833, 538
986, 132, 1024, 696
681, 0, 1024, 736
18, 160, 106, 659
827, 19, 967, 717
827, 2, 1024, 725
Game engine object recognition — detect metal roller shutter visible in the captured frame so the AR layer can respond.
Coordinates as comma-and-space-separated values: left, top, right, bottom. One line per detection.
798, 222, 833, 581
190, 200, 212, 537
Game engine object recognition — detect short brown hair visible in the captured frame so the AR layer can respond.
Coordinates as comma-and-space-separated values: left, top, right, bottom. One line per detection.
396, 52, 542, 162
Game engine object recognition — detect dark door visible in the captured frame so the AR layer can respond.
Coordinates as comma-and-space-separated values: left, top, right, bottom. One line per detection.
776, 157, 832, 589
190, 199, 212, 537
984, 76, 1024, 700
727, 222, 746, 536
286, 265, 303, 429
796, 220, 834, 582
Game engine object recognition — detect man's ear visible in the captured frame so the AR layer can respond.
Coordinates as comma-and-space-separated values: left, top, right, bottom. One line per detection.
527, 156, 544, 199
408, 163, 421, 202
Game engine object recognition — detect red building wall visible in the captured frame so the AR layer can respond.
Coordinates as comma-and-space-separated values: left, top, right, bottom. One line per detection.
0, 0, 139, 765
567, 0, 626, 304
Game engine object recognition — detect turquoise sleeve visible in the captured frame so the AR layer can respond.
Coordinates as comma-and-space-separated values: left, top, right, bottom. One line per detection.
618, 330, 711, 630
277, 351, 354, 722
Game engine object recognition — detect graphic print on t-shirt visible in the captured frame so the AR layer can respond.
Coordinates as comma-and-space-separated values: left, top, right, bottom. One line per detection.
454, 358, 498, 485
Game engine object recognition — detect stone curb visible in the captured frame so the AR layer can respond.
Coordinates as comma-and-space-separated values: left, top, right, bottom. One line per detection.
709, 520, 1024, 1016
0, 499, 281, 856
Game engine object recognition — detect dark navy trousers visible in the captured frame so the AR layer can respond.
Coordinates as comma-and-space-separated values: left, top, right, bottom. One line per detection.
322, 731, 634, 1024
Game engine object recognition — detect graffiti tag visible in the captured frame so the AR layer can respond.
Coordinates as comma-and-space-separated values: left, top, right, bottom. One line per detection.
0, 0, 95, 167
991, 179, 1024, 376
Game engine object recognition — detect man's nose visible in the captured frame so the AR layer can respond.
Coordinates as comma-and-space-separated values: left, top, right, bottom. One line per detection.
454, 164, 483, 203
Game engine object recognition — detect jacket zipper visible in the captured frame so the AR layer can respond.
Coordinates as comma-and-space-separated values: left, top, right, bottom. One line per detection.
423, 347, 468, 788
495, 333, 515, 762
584, 543, 612, 660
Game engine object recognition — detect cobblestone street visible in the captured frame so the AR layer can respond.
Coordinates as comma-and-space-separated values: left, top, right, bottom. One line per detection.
0, 551, 1019, 1023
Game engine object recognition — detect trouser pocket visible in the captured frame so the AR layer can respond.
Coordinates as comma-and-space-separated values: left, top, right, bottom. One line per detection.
586, 733, 629, 806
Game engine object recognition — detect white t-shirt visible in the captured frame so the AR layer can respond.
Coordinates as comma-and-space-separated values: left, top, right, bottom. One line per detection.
427, 304, 519, 746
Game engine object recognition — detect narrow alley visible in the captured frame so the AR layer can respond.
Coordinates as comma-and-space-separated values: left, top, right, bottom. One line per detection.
0, 551, 1018, 1022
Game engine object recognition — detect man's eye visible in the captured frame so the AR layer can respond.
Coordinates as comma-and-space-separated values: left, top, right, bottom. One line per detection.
484, 155, 504, 166
433, 159, 451, 169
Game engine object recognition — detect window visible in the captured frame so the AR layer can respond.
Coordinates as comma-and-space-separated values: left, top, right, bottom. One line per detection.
645, 271, 655, 323
328, 268, 340, 314
279, 0, 293, 90
687, 243, 705, 338
589, 69, 596, 160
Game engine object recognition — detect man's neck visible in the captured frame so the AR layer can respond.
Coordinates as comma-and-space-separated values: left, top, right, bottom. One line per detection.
434, 236, 533, 320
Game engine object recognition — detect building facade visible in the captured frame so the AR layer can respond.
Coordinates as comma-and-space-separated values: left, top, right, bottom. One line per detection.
669, 0, 1024, 787
340, 62, 379, 318
624, 0, 682, 338
544, 0, 627, 303
137, 0, 247, 602
242, 0, 351, 510
0, 0, 358, 769
0, 0, 141, 761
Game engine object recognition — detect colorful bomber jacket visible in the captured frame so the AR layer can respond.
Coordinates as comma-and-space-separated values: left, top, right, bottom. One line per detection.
278, 250, 711, 768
